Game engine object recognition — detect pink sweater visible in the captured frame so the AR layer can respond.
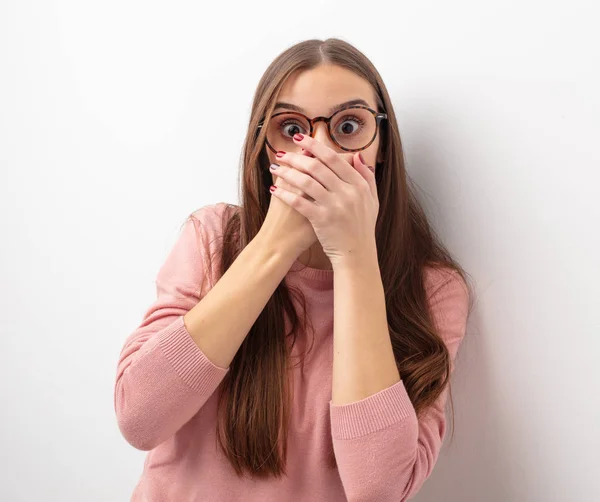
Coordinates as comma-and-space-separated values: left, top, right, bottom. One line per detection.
114, 202, 470, 502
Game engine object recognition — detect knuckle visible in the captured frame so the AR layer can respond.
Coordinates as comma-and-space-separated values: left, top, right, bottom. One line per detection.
341, 185, 354, 199
296, 175, 311, 189
358, 180, 370, 193
308, 158, 321, 171
322, 150, 337, 165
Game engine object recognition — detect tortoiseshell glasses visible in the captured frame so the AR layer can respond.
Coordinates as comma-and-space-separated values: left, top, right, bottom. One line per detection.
257, 105, 387, 153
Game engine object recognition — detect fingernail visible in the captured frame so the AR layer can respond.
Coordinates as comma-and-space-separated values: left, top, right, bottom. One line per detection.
276, 151, 285, 158
269, 185, 277, 192
269, 163, 279, 170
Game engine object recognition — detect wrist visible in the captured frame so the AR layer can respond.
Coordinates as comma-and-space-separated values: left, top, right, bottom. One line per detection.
330, 244, 379, 273
255, 227, 301, 263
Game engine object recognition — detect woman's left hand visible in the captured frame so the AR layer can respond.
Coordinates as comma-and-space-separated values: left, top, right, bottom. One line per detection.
269, 133, 380, 268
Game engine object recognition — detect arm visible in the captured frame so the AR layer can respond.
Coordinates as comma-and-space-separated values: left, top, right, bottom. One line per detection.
114, 208, 297, 451
329, 254, 469, 502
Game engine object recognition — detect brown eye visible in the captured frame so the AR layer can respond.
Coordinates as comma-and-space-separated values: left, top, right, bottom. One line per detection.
280, 120, 308, 138
334, 115, 366, 136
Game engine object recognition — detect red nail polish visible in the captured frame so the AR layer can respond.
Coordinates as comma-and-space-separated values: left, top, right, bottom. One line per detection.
276, 151, 285, 157
270, 185, 277, 192
293, 133, 304, 141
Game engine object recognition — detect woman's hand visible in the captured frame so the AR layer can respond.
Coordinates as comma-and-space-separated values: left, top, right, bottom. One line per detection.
262, 148, 319, 259
268, 133, 379, 268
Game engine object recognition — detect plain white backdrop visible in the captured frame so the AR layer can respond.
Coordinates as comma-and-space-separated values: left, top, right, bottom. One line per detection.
1, 1, 598, 500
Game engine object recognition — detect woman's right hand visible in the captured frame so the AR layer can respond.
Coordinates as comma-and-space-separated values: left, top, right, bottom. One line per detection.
261, 150, 318, 259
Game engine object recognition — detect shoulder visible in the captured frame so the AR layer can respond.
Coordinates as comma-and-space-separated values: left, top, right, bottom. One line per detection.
187, 202, 240, 238
422, 265, 470, 352
422, 265, 469, 305
162, 202, 239, 294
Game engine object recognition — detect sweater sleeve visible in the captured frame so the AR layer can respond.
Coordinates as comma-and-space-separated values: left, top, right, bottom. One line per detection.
329, 269, 470, 502
114, 209, 230, 451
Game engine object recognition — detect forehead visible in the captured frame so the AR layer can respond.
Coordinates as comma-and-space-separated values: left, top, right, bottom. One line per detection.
277, 65, 378, 115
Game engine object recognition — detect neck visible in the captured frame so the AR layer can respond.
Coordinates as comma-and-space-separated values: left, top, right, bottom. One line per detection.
298, 242, 333, 270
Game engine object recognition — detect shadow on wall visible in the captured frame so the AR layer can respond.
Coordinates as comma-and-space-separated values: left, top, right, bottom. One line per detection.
411, 307, 518, 502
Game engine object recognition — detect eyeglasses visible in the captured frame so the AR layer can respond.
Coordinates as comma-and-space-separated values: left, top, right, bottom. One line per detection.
257, 105, 387, 154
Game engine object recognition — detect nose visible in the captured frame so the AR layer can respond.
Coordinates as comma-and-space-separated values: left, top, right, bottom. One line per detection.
309, 120, 354, 162
313, 121, 337, 148
312, 121, 329, 141
311, 121, 338, 151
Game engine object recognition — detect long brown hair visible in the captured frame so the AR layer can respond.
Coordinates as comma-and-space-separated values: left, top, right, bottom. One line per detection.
196, 38, 474, 479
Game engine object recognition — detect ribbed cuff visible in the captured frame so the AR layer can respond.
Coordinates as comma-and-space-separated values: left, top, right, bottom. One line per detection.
329, 379, 417, 440
157, 315, 230, 394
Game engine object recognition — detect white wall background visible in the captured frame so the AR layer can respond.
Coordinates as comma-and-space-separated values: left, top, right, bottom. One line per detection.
1, 1, 598, 500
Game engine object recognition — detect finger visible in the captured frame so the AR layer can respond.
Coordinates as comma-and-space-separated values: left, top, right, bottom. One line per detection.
273, 149, 315, 202
292, 134, 362, 185
297, 149, 316, 202
269, 183, 317, 221
352, 152, 378, 200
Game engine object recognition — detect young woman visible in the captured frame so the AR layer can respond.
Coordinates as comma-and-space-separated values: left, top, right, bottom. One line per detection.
114, 38, 473, 501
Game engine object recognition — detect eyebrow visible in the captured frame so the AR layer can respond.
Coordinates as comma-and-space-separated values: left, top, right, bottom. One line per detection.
273, 98, 373, 116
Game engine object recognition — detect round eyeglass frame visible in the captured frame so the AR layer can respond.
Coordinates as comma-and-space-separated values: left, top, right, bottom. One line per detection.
257, 105, 388, 153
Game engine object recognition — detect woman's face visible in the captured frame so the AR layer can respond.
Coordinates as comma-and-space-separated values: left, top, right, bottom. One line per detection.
266, 64, 383, 186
